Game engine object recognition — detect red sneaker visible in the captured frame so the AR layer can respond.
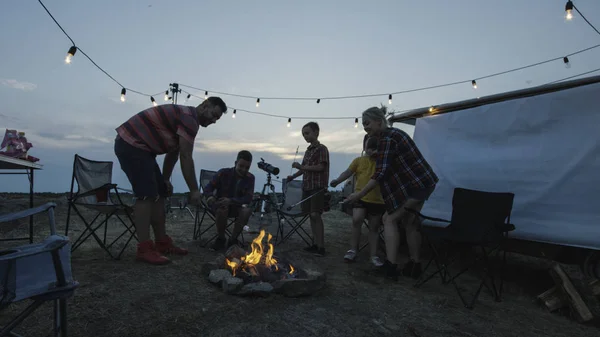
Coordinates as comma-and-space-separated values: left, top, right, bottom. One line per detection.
136, 240, 171, 265
155, 235, 189, 255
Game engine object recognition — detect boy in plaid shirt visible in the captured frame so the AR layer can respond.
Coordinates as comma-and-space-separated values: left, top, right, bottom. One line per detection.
287, 122, 330, 256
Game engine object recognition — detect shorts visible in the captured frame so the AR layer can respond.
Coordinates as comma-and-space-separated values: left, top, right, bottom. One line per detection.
385, 185, 436, 214
352, 200, 386, 216
114, 136, 167, 200
301, 189, 325, 214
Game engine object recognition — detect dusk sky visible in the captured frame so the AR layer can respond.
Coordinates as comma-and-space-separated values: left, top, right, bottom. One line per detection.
1, 0, 599, 194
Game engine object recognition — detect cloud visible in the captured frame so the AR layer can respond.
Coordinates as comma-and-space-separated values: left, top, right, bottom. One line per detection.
0, 79, 37, 91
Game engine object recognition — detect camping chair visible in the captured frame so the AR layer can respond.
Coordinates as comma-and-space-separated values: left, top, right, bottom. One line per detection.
192, 169, 240, 246
408, 187, 515, 309
64, 154, 137, 260
274, 179, 313, 247
0, 202, 79, 336
165, 195, 195, 220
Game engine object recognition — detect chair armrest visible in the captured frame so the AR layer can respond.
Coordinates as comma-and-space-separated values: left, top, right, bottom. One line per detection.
0, 202, 56, 224
76, 183, 118, 199
0, 238, 69, 261
404, 207, 451, 224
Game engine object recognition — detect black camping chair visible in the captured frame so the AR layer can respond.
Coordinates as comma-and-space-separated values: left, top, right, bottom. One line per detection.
0, 203, 79, 336
408, 187, 515, 309
64, 154, 137, 259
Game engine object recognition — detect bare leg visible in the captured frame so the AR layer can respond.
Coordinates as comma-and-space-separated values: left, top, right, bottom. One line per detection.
402, 199, 424, 263
231, 207, 252, 242
150, 197, 166, 239
383, 208, 405, 264
215, 207, 228, 239
351, 208, 366, 251
133, 199, 153, 242
367, 214, 382, 258
311, 213, 325, 248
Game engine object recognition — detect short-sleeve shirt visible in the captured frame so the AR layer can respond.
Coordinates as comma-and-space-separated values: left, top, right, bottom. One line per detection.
116, 104, 200, 155
301, 142, 329, 191
203, 167, 255, 206
348, 156, 384, 204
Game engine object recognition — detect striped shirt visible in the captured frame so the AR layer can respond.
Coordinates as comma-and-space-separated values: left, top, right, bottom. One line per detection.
116, 104, 200, 154
371, 127, 438, 212
301, 142, 329, 191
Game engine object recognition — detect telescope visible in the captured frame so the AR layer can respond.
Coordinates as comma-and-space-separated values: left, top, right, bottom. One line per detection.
257, 158, 280, 175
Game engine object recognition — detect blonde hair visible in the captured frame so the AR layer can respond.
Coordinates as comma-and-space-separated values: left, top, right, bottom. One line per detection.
361, 105, 389, 128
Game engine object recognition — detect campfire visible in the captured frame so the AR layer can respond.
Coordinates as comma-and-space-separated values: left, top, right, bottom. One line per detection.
203, 230, 326, 297
224, 230, 298, 283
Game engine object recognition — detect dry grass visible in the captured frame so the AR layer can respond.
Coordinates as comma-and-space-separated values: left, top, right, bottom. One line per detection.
1, 193, 599, 337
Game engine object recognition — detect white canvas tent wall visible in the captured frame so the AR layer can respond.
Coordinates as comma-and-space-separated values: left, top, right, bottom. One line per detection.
389, 75, 600, 252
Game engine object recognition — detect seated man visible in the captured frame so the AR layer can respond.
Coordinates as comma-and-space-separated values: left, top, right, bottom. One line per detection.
203, 150, 255, 251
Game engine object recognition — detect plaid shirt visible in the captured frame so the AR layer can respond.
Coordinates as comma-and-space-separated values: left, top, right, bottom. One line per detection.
301, 142, 329, 191
371, 127, 438, 211
203, 167, 255, 205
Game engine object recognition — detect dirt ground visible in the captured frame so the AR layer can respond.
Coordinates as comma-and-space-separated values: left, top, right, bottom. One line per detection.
1, 193, 599, 337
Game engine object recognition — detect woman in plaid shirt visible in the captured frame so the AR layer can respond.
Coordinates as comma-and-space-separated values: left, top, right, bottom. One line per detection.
345, 106, 438, 280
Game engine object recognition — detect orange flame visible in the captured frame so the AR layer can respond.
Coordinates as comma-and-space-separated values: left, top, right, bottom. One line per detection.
225, 230, 285, 277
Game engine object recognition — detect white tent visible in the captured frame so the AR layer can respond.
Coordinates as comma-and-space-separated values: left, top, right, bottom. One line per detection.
389, 75, 600, 252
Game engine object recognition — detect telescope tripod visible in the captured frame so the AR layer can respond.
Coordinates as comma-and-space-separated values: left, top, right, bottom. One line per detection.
249, 172, 282, 239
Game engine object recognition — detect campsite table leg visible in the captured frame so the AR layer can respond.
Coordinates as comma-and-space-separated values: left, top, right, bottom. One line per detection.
28, 167, 34, 243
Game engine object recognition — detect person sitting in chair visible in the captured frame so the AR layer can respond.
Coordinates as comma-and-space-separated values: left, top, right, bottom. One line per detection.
203, 150, 255, 251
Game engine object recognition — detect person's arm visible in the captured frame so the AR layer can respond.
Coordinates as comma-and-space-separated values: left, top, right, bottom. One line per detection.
333, 169, 354, 184
162, 150, 179, 181
178, 136, 198, 193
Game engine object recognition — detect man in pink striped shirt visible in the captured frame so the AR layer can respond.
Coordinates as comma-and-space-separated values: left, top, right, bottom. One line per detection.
114, 97, 227, 265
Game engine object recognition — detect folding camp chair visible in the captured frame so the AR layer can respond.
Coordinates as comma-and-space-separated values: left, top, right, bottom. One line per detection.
274, 179, 313, 247
0, 202, 79, 336
166, 195, 195, 220
64, 154, 137, 260
409, 187, 515, 309
192, 169, 240, 246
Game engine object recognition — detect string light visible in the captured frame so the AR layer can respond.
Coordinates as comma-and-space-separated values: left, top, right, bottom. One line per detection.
471, 80, 477, 89
204, 91, 208, 100
65, 46, 76, 64
232, 109, 236, 118
37, 0, 600, 121
150, 96, 157, 106
287, 118, 291, 127
354, 118, 359, 128
563, 57, 571, 68
565, 1, 574, 21
317, 99, 321, 104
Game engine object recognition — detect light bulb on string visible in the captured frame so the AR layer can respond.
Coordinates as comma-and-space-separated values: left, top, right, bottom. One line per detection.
164, 90, 169, 101
256, 98, 260, 107
388, 94, 392, 105
565, 1, 574, 21
354, 118, 359, 128
287, 118, 291, 128
151, 96, 157, 106
232, 109, 236, 118
120, 88, 126, 102
563, 57, 571, 68
317, 99, 321, 104
472, 80, 477, 89
204, 91, 208, 100
185, 94, 191, 103
65, 46, 77, 64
